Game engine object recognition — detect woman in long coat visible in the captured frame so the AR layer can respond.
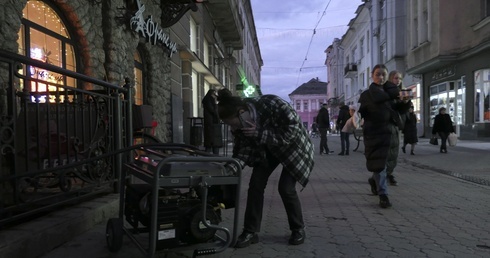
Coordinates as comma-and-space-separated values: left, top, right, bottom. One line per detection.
358, 64, 402, 208
402, 106, 418, 155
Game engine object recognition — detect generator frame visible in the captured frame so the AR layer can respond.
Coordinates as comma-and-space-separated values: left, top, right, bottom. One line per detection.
106, 143, 242, 257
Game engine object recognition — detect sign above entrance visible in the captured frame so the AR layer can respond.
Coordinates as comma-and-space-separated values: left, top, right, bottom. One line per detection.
431, 65, 456, 83
130, 0, 178, 57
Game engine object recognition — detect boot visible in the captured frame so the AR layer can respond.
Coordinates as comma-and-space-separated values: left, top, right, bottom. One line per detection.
345, 150, 349, 156
368, 177, 377, 195
401, 146, 406, 153
387, 175, 398, 186
379, 194, 392, 208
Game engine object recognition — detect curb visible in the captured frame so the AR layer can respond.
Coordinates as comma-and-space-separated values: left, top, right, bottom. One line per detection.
401, 157, 490, 186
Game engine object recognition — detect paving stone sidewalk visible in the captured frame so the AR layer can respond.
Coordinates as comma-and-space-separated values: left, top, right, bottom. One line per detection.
15, 135, 490, 257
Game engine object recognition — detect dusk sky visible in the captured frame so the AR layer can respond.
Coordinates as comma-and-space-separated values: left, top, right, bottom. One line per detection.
250, 0, 363, 101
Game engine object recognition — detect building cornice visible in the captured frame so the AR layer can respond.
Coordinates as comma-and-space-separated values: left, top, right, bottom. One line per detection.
407, 40, 490, 75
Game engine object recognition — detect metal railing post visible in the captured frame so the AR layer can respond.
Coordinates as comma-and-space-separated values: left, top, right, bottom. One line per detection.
113, 91, 123, 193
123, 78, 133, 152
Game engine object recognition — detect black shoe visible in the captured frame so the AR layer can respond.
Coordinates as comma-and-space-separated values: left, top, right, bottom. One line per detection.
410, 151, 415, 155
338, 152, 344, 156
387, 175, 398, 186
345, 151, 349, 155
401, 146, 406, 153
289, 229, 305, 245
368, 177, 377, 195
379, 194, 392, 208
235, 231, 259, 248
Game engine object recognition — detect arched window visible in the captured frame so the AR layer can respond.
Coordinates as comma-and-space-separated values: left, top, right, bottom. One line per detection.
17, 0, 77, 102
134, 50, 144, 105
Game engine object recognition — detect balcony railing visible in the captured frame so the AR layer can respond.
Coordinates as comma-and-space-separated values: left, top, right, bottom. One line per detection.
344, 63, 358, 78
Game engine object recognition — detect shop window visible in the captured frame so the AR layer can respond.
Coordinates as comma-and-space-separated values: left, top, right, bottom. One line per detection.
134, 50, 144, 105
474, 69, 490, 122
18, 0, 77, 103
429, 83, 448, 126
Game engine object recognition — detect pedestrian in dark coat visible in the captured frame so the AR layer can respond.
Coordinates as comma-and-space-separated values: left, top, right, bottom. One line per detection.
432, 107, 454, 153
217, 89, 314, 248
385, 70, 412, 186
358, 64, 401, 208
202, 89, 222, 154
402, 106, 418, 155
336, 103, 350, 155
316, 104, 332, 154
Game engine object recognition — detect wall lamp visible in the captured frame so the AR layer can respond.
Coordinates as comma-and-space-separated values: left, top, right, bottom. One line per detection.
214, 46, 234, 65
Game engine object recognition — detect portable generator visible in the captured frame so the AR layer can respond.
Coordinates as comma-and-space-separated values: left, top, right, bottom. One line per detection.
123, 160, 237, 250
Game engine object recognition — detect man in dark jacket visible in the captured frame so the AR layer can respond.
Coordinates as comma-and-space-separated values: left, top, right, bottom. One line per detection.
202, 89, 222, 154
432, 107, 454, 153
336, 103, 350, 155
316, 104, 333, 155
217, 89, 314, 247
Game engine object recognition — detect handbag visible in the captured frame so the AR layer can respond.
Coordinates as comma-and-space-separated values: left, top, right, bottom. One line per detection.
429, 136, 439, 145
352, 110, 363, 129
448, 133, 458, 146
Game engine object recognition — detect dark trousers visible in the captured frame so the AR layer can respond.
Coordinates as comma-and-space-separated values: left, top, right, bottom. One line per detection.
438, 132, 449, 150
205, 147, 220, 154
243, 151, 304, 232
319, 128, 330, 153
340, 132, 350, 153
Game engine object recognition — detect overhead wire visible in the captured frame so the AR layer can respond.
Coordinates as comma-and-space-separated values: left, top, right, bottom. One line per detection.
295, 0, 333, 87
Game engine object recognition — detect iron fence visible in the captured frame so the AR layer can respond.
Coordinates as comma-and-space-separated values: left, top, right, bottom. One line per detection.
0, 49, 133, 228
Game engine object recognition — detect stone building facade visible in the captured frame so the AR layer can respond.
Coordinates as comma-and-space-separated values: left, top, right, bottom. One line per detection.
0, 0, 262, 145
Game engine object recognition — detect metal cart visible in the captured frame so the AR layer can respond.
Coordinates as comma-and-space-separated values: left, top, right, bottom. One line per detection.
106, 143, 242, 257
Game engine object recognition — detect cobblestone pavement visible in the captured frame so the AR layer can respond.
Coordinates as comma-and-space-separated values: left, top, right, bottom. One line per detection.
36, 135, 490, 258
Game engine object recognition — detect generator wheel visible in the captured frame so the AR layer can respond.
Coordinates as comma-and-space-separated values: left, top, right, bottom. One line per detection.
106, 218, 123, 252
189, 208, 220, 243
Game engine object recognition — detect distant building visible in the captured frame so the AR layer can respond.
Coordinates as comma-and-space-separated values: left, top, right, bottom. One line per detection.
328, 0, 490, 140
288, 78, 328, 130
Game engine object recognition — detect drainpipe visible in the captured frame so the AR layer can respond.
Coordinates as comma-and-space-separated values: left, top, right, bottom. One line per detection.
368, 1, 375, 67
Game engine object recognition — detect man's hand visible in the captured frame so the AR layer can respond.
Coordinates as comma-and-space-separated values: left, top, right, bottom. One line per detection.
241, 120, 258, 138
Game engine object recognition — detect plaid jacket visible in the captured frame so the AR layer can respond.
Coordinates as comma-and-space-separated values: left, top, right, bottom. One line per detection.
231, 95, 314, 187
